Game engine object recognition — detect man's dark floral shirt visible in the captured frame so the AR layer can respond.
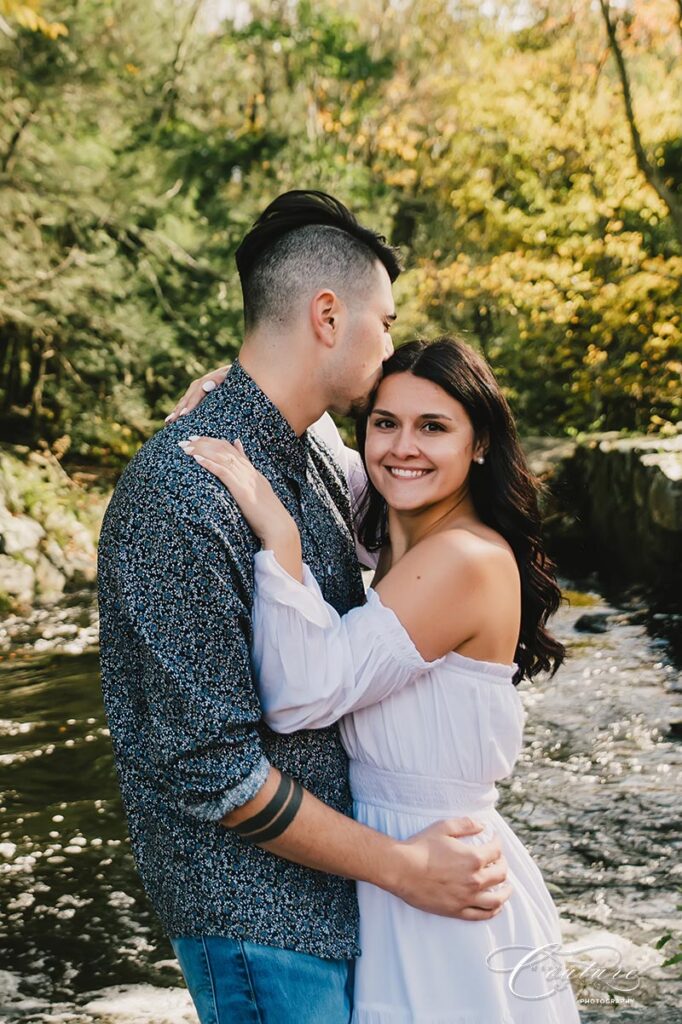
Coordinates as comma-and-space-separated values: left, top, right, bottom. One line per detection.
97, 361, 365, 958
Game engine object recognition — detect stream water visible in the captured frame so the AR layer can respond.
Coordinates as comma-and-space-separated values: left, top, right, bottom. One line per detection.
0, 582, 680, 1023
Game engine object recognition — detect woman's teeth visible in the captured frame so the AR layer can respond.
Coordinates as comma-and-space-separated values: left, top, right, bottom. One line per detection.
387, 467, 431, 479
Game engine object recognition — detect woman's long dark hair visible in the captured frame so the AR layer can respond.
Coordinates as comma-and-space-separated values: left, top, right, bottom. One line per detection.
355, 337, 565, 683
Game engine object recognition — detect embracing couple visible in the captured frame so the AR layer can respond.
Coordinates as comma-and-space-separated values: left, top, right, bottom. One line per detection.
98, 191, 580, 1023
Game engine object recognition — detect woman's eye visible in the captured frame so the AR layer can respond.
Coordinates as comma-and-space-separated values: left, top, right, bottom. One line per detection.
423, 422, 444, 432
373, 419, 395, 429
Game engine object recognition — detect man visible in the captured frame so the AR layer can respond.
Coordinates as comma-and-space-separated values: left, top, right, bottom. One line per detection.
98, 191, 510, 1023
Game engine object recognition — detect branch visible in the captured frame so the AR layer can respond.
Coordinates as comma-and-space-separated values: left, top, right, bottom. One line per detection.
7, 247, 81, 296
598, 0, 682, 246
1, 105, 38, 173
153, 0, 205, 127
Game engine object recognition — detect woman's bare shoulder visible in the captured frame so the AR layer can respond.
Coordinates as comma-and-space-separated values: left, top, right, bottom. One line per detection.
387, 526, 516, 597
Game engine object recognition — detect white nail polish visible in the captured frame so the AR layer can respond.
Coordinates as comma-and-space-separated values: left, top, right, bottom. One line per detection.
180, 407, 189, 416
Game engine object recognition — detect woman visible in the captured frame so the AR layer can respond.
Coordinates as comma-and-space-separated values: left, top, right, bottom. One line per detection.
178, 337, 580, 1023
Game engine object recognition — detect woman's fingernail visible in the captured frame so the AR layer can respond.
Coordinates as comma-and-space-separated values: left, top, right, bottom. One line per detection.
188, 434, 199, 441
179, 406, 189, 416
165, 413, 175, 423
178, 440, 192, 452
194, 454, 205, 464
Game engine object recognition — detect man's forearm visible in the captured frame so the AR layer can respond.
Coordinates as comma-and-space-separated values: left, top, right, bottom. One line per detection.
222, 766, 400, 891
223, 766, 513, 921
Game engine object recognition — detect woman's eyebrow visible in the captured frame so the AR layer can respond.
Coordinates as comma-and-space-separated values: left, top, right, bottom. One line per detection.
371, 409, 453, 421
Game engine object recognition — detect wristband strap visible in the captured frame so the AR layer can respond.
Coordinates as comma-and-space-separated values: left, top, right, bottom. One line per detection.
231, 772, 292, 837
242, 779, 304, 845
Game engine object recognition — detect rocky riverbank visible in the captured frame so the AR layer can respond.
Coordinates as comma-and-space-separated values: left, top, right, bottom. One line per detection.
0, 445, 107, 613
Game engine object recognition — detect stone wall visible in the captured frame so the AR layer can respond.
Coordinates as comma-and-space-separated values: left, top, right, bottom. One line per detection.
526, 433, 682, 598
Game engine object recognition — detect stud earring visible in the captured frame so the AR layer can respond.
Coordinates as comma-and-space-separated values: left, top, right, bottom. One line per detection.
475, 455, 485, 465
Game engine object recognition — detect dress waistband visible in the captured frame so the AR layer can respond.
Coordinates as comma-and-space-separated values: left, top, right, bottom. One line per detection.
349, 760, 498, 816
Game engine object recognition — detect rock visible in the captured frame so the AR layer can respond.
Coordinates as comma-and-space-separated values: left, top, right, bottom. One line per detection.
0, 554, 35, 606
34, 554, 66, 603
42, 536, 71, 576
0, 506, 45, 563
666, 721, 682, 740
523, 437, 578, 478
644, 451, 682, 531
574, 613, 611, 634
42, 510, 97, 583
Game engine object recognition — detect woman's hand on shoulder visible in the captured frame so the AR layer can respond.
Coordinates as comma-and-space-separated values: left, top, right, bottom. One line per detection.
374, 530, 516, 663
165, 364, 231, 424
178, 437, 297, 549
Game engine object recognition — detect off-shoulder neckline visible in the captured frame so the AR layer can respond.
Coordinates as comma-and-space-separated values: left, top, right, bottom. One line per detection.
366, 587, 518, 681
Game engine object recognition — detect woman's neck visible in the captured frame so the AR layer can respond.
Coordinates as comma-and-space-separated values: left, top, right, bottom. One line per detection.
386, 487, 477, 563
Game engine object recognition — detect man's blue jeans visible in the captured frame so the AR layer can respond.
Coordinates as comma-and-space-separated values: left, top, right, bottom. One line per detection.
171, 936, 354, 1024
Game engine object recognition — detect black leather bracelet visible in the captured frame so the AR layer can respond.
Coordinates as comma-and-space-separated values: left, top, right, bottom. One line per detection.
231, 772, 293, 837
242, 779, 304, 845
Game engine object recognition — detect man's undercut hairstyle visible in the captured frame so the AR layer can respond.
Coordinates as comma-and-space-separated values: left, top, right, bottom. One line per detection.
235, 190, 402, 331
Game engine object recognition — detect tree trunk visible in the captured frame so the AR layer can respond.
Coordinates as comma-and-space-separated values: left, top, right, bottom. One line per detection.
598, 0, 682, 246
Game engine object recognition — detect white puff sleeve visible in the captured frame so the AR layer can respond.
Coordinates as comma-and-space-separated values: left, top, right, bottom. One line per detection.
252, 549, 444, 733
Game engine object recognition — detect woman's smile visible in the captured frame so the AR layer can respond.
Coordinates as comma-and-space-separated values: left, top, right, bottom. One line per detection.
384, 466, 434, 480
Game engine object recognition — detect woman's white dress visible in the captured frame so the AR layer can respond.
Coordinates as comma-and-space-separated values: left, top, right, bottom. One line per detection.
251, 548, 581, 1024
245, 415, 580, 1021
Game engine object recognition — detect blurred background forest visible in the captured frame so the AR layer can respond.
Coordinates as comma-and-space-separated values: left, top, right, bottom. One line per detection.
1, 0, 680, 466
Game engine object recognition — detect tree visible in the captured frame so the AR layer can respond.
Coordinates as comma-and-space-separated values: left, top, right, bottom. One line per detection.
0, 0, 679, 461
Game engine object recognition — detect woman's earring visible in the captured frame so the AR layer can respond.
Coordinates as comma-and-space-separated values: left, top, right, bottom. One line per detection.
475, 455, 485, 465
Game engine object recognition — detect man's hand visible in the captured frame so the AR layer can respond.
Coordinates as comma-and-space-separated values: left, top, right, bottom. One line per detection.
386, 817, 511, 921
223, 768, 510, 922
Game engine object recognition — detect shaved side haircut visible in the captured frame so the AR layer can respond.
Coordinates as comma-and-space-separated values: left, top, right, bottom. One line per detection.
236, 190, 401, 331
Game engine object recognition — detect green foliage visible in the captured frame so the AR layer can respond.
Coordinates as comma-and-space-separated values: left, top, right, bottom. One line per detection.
0, 0, 680, 463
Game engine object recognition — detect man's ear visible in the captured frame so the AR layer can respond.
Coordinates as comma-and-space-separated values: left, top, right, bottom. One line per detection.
310, 289, 341, 349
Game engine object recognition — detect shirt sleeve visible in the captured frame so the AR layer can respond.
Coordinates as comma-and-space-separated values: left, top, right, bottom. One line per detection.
116, 492, 270, 822
252, 549, 444, 733
309, 413, 378, 569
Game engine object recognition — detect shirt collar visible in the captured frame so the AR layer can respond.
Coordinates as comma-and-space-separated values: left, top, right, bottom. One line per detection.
211, 359, 310, 482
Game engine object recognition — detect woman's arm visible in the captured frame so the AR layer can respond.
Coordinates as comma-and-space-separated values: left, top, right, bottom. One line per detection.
179, 436, 305, 583
181, 438, 517, 731
250, 549, 445, 732
179, 437, 447, 730
171, 375, 377, 569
